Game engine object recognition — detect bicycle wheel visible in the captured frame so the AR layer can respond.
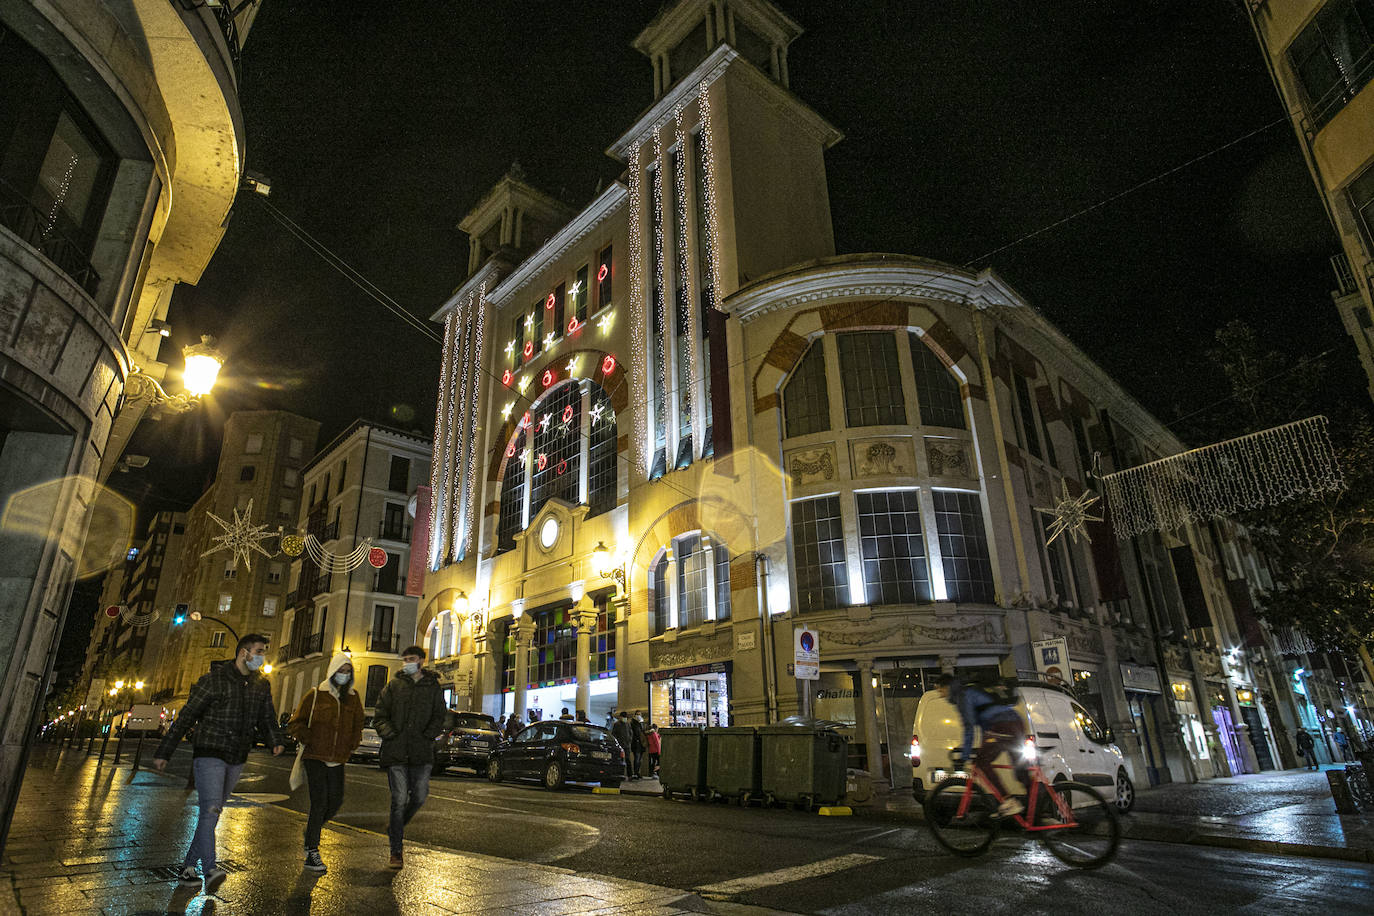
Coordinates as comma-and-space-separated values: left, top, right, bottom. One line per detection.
1034, 780, 1120, 869
925, 777, 999, 857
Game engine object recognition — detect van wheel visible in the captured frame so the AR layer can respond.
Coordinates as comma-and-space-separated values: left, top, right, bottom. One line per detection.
1114, 770, 1135, 813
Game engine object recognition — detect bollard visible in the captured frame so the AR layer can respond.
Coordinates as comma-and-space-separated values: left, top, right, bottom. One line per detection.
98, 724, 111, 763
113, 729, 124, 764
128, 734, 145, 781
1326, 769, 1360, 814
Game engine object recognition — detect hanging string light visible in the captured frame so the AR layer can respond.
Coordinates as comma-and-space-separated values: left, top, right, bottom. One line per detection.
429, 309, 456, 569
651, 131, 668, 466
698, 78, 724, 309
627, 142, 649, 474
460, 281, 488, 557
674, 105, 701, 458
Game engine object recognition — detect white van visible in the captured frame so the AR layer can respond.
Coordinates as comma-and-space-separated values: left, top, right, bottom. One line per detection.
909, 678, 1135, 812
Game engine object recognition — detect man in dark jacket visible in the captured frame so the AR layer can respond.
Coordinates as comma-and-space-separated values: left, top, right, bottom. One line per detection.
611, 712, 634, 779
372, 645, 447, 869
153, 634, 284, 892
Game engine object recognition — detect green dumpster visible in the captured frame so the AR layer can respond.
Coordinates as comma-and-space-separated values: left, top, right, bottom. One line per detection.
759, 723, 849, 808
659, 727, 707, 800
704, 727, 761, 804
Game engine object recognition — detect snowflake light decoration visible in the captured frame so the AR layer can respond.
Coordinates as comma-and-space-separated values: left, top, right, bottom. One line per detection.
1033, 481, 1103, 546
200, 499, 277, 570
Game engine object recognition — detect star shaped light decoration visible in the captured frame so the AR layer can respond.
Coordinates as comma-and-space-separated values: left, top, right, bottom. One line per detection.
542, 332, 555, 351
589, 401, 606, 425
200, 499, 277, 571
1033, 481, 1104, 546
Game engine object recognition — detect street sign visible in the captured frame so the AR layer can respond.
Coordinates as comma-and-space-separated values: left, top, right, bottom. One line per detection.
1032, 637, 1072, 684
794, 626, 819, 681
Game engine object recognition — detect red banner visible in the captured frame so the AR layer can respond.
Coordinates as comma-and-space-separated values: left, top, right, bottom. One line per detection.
407, 486, 431, 597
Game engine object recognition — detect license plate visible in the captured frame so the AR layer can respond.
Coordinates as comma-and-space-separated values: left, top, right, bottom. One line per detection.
591, 751, 611, 761
470, 741, 489, 749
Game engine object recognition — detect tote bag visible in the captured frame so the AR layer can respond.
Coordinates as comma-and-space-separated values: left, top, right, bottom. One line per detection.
288, 691, 319, 791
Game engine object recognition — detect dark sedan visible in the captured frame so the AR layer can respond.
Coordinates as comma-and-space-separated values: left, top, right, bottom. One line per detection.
436, 712, 503, 775
487, 721, 625, 790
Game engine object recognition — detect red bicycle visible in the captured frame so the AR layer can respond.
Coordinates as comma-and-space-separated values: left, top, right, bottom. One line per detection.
924, 756, 1120, 869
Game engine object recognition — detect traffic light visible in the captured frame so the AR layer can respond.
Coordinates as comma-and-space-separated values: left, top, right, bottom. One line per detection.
173, 603, 189, 625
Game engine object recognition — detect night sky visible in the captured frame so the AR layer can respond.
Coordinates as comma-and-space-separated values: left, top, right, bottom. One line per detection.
111, 0, 1362, 524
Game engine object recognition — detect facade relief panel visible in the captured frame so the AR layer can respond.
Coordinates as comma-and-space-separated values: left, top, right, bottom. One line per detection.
785, 444, 836, 487
648, 628, 734, 670
924, 437, 973, 479
850, 437, 915, 480
814, 613, 1006, 654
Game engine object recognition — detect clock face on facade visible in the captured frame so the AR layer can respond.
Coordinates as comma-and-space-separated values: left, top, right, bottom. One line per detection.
539, 516, 559, 549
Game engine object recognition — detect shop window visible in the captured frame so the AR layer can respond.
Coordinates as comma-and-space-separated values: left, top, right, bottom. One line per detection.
933, 491, 995, 604
791, 495, 850, 612
783, 341, 830, 438
365, 664, 389, 707
856, 490, 932, 605
908, 334, 965, 428
529, 606, 577, 684
838, 333, 906, 427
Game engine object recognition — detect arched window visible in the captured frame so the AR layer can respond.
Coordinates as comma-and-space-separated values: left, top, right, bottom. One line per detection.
783, 340, 829, 438
838, 332, 906, 427
496, 378, 619, 553
650, 533, 732, 636
908, 333, 965, 429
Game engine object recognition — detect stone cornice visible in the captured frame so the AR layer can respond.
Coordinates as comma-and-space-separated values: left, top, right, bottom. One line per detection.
608, 45, 737, 159
430, 261, 502, 322
486, 182, 628, 307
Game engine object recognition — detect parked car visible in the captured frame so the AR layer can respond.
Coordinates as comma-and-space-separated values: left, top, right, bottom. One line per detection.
351, 714, 382, 763
910, 677, 1135, 813
436, 712, 503, 775
487, 721, 624, 790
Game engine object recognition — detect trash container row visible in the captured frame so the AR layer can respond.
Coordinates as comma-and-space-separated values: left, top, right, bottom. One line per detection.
659, 723, 848, 808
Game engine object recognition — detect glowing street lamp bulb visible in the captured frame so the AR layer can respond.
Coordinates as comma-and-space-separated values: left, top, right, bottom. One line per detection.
262, 663, 273, 674
181, 335, 224, 397
592, 541, 612, 577
453, 590, 471, 615
109, 688, 117, 696
134, 680, 144, 690
114, 680, 125, 689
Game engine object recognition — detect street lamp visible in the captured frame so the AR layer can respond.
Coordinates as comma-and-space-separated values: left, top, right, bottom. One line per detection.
124, 335, 225, 413
591, 541, 625, 590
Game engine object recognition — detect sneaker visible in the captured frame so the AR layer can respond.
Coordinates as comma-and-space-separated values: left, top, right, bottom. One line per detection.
304, 849, 327, 874
176, 866, 200, 886
997, 797, 1025, 818
388, 852, 403, 870
203, 868, 228, 894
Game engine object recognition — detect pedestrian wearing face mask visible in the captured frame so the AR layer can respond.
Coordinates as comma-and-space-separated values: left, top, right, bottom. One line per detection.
153, 634, 284, 894
288, 651, 364, 874
372, 646, 447, 869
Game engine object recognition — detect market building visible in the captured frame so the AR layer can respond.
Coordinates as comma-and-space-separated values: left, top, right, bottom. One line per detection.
420, 0, 1310, 786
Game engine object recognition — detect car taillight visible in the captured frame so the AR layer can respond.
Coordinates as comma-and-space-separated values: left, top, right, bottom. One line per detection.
561, 742, 581, 755
910, 734, 921, 765
1020, 738, 1037, 763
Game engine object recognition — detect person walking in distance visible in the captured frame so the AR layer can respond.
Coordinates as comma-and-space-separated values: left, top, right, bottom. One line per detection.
153, 634, 284, 893
289, 651, 364, 874
559, 707, 574, 721
630, 712, 647, 780
373, 646, 447, 870
647, 724, 661, 777
1334, 728, 1353, 762
611, 712, 634, 779
1295, 729, 1317, 770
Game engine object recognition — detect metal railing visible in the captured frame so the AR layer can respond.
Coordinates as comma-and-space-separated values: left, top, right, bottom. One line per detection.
373, 573, 407, 595
377, 520, 412, 542
303, 631, 324, 656
367, 632, 399, 654
276, 644, 290, 663
1300, 45, 1374, 137
0, 179, 101, 296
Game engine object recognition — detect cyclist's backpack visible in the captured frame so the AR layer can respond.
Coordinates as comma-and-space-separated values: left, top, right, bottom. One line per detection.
972, 675, 1019, 714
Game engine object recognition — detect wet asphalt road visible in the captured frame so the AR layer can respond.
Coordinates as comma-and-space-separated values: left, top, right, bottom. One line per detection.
198, 752, 1374, 914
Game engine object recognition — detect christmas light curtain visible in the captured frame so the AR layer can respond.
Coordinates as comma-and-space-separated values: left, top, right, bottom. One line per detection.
1100, 415, 1344, 539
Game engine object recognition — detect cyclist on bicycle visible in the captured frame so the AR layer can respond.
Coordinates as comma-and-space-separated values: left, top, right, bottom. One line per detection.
936, 673, 1030, 817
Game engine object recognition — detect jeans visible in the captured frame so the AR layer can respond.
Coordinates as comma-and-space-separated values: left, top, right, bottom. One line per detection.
185, 757, 244, 872
303, 760, 346, 849
973, 715, 1030, 799
386, 764, 431, 854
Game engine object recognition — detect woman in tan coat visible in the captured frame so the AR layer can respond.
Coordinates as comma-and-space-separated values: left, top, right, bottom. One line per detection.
289, 651, 364, 873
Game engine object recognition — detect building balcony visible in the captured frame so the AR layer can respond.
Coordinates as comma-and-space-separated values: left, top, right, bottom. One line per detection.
276, 644, 291, 663
1333, 252, 1360, 298
367, 632, 399, 654
377, 520, 412, 543
0, 179, 101, 296
303, 631, 324, 656
372, 573, 407, 596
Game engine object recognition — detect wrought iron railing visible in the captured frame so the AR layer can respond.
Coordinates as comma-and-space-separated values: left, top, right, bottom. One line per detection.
377, 520, 412, 542
367, 632, 399, 654
0, 179, 101, 296
303, 631, 324, 656
1333, 252, 1359, 297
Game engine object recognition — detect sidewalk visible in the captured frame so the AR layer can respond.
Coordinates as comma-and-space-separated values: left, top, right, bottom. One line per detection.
0, 746, 786, 916
621, 765, 1374, 863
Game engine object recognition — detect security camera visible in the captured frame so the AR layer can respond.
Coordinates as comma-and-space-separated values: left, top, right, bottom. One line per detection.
242, 171, 272, 197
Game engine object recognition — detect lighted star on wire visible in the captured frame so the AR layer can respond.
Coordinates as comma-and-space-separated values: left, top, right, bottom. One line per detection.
200, 499, 277, 571
542, 332, 555, 350
589, 401, 606, 425
1034, 481, 1103, 546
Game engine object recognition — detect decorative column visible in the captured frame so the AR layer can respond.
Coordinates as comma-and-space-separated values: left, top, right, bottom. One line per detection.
574, 599, 598, 719
857, 659, 883, 779
512, 617, 533, 721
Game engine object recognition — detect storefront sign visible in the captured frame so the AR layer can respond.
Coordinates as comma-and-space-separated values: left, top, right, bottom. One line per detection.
1032, 637, 1071, 684
1119, 662, 1162, 694
794, 627, 819, 680
643, 661, 731, 682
